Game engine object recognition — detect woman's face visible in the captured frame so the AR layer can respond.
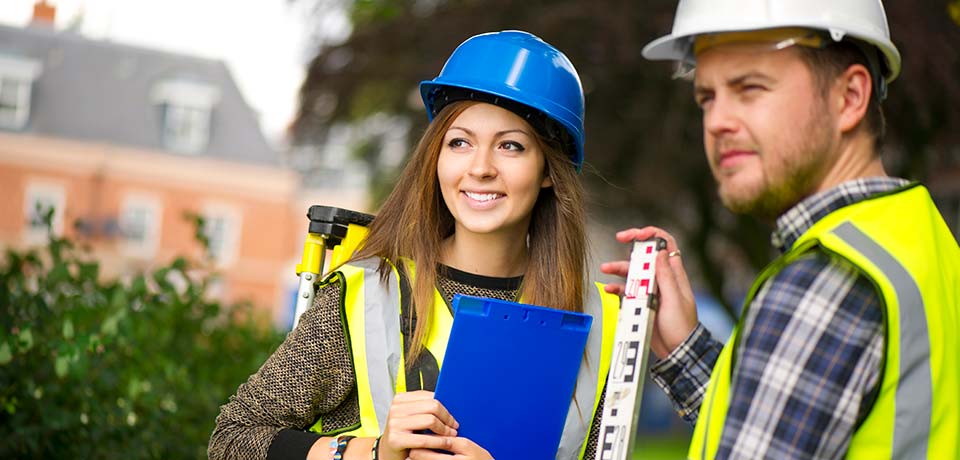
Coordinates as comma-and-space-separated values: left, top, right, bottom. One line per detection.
437, 102, 552, 241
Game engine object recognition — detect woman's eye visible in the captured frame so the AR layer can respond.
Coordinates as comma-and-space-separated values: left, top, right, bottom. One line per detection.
500, 141, 525, 152
448, 138, 470, 149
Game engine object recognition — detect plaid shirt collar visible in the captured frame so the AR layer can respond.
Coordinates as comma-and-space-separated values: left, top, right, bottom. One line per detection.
771, 177, 911, 253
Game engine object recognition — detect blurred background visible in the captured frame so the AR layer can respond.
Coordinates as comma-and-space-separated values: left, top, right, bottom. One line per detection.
1, 0, 958, 458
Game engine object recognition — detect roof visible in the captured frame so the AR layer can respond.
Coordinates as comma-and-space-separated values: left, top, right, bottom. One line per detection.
0, 23, 279, 166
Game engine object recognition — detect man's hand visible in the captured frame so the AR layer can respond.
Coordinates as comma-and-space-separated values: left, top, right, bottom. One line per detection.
600, 226, 699, 358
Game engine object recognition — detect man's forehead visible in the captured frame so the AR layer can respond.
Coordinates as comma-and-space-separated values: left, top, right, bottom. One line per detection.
693, 44, 800, 85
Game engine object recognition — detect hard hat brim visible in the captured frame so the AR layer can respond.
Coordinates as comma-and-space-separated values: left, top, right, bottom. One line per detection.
642, 27, 901, 84
641, 33, 693, 63
419, 80, 585, 170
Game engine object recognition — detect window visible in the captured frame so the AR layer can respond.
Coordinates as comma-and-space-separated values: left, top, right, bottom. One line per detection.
201, 205, 241, 267
23, 181, 65, 244
0, 55, 42, 130
0, 77, 30, 129
119, 195, 162, 257
161, 103, 211, 153
150, 79, 220, 153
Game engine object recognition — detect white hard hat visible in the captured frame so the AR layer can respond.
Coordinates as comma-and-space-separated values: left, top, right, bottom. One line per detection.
642, 0, 902, 83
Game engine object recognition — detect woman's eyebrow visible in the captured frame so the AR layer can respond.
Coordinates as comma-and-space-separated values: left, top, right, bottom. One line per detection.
447, 126, 473, 136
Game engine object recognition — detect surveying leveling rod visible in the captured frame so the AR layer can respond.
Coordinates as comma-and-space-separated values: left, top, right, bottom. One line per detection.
595, 237, 666, 460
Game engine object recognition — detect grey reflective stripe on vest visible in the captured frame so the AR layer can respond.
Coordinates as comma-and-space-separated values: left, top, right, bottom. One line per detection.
832, 223, 931, 459
556, 284, 606, 460
354, 258, 404, 432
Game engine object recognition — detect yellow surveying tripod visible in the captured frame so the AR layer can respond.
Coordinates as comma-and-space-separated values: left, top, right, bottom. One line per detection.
292, 205, 374, 328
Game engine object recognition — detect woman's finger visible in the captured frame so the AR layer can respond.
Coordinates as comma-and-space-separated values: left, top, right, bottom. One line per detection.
447, 437, 492, 458
391, 390, 437, 403
407, 437, 492, 459
407, 448, 450, 460
384, 432, 454, 452
390, 398, 458, 430
389, 413, 458, 437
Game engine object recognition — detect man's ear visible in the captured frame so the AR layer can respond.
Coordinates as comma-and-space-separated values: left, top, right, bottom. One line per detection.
835, 64, 872, 134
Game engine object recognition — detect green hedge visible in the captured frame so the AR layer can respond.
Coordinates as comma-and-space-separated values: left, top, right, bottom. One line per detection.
0, 219, 285, 458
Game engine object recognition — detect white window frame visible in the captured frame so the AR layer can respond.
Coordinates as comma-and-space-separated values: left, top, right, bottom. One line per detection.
23, 181, 66, 245
161, 103, 212, 153
118, 194, 163, 258
0, 55, 42, 130
201, 204, 242, 268
150, 79, 220, 154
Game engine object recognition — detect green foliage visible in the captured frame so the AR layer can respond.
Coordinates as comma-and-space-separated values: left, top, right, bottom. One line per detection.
0, 212, 285, 458
351, 0, 403, 27
293, 0, 960, 320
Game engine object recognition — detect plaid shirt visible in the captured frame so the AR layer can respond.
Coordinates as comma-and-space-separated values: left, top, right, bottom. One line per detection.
650, 177, 910, 459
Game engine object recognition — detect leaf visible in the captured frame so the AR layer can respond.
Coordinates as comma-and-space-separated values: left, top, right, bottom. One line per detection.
1, 396, 18, 415
171, 257, 188, 271
153, 267, 172, 291
54, 355, 69, 378
63, 319, 74, 340
101, 313, 120, 336
19, 328, 34, 351
130, 276, 147, 296
78, 262, 99, 282
47, 262, 70, 286
110, 288, 128, 310
0, 342, 11, 365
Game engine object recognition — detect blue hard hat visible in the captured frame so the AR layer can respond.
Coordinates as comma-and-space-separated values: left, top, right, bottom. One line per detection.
420, 30, 586, 170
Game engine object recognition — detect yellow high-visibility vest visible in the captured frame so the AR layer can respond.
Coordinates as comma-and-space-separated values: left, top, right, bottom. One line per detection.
689, 184, 960, 459
311, 258, 620, 460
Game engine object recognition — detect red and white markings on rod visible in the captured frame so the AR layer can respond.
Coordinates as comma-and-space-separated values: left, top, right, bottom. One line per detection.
595, 238, 665, 460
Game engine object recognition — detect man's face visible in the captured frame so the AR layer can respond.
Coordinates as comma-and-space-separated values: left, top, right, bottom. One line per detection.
694, 43, 839, 219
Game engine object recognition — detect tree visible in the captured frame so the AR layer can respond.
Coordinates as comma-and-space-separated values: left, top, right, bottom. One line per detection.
0, 210, 285, 458
290, 0, 960, 319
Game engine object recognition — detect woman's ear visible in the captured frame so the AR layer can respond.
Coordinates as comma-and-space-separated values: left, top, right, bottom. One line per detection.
541, 174, 553, 188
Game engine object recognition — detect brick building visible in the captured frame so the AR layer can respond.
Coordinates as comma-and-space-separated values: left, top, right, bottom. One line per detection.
0, 10, 361, 326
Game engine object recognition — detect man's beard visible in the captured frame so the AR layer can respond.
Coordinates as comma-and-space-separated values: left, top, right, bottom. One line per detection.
718, 98, 835, 220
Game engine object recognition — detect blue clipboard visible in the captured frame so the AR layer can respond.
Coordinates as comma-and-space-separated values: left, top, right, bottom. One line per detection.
433, 294, 593, 460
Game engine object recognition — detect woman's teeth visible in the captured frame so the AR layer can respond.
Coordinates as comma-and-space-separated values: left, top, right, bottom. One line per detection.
465, 192, 500, 202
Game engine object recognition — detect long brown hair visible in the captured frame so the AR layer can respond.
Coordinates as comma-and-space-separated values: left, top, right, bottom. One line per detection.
351, 100, 587, 367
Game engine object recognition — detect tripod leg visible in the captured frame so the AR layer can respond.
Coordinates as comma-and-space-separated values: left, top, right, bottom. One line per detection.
293, 233, 327, 329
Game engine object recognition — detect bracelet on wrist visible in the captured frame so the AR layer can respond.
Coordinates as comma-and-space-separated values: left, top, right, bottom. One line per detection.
328, 435, 355, 460
370, 435, 381, 460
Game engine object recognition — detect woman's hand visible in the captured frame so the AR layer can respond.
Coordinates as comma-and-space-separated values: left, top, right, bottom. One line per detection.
408, 437, 492, 460
379, 391, 460, 460
600, 226, 698, 359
